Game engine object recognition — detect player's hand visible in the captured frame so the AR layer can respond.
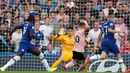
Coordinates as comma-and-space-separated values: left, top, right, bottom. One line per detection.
119, 31, 126, 37
96, 43, 101, 49
58, 28, 66, 36
7, 35, 12, 42
95, 47, 99, 51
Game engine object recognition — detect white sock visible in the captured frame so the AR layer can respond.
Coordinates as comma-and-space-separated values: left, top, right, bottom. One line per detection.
41, 59, 51, 71
3, 56, 21, 69
90, 55, 100, 60
120, 63, 126, 72
118, 59, 126, 72
39, 52, 51, 71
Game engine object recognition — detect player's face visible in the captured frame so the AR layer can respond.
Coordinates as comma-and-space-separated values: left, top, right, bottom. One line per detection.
67, 29, 73, 36
25, 12, 29, 19
51, 13, 56, 18
35, 22, 40, 30
45, 18, 50, 25
94, 22, 99, 28
42, 13, 47, 19
118, 18, 123, 24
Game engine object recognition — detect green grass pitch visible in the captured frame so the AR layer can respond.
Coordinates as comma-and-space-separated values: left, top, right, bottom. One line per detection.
0, 71, 124, 73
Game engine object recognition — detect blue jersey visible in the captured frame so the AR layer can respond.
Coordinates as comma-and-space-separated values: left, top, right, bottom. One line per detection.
33, 30, 44, 48
100, 20, 120, 55
20, 22, 35, 43
100, 20, 115, 42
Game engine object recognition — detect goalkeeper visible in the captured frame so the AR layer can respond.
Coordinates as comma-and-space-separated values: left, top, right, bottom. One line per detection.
51, 27, 74, 71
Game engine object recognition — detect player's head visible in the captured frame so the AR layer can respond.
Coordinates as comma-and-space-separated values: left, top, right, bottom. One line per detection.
45, 17, 50, 25
35, 21, 40, 30
108, 9, 115, 19
67, 26, 74, 36
94, 20, 99, 29
78, 20, 87, 28
27, 15, 35, 24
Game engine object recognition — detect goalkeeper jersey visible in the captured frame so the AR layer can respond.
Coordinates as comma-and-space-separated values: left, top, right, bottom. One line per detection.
53, 35, 74, 53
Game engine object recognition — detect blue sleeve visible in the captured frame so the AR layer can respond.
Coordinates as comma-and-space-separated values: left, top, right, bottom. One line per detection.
19, 24, 24, 28
108, 22, 114, 29
29, 25, 35, 34
40, 32, 44, 40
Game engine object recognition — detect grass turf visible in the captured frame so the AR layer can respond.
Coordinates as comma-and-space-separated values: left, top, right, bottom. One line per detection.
0, 71, 124, 73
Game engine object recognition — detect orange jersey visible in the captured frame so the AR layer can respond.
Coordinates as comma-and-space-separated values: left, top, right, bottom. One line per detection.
53, 35, 74, 53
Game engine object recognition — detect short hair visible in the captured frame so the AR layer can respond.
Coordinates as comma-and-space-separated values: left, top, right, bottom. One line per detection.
94, 20, 99, 23
27, 15, 35, 24
51, 11, 56, 14
67, 26, 73, 30
59, 19, 64, 22
78, 20, 86, 26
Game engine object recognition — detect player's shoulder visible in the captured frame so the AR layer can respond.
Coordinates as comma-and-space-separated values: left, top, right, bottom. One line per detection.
38, 30, 43, 35
61, 35, 67, 38
89, 29, 94, 32
108, 20, 114, 24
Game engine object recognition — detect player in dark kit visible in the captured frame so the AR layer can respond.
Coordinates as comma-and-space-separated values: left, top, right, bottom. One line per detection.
85, 9, 130, 72
0, 15, 51, 71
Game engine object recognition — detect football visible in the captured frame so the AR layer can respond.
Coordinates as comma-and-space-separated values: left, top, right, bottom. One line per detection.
66, 2, 75, 8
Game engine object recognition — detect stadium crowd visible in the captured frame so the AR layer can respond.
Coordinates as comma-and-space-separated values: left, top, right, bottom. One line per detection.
0, 0, 130, 54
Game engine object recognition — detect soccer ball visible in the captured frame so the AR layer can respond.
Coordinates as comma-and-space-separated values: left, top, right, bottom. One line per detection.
66, 2, 75, 8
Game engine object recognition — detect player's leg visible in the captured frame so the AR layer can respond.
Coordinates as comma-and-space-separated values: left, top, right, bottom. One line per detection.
110, 43, 127, 72
77, 63, 85, 72
51, 56, 64, 71
63, 59, 77, 71
63, 51, 78, 70
51, 52, 72, 70
85, 47, 108, 64
0, 52, 23, 71
117, 54, 127, 72
76, 52, 86, 72
85, 46, 108, 72
30, 45, 51, 71
0, 42, 26, 71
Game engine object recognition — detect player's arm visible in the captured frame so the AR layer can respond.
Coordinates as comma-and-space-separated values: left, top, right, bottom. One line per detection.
108, 22, 122, 33
39, 40, 44, 50
96, 31, 102, 48
39, 33, 44, 50
108, 28, 122, 33
29, 32, 39, 40
84, 21, 90, 32
29, 26, 39, 40
9, 25, 21, 36
53, 35, 64, 41
52, 28, 65, 41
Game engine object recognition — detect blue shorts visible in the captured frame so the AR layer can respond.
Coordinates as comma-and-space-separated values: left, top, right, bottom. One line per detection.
18, 42, 35, 53
101, 40, 120, 55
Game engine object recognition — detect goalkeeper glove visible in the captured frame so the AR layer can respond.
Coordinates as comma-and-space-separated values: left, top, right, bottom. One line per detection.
85, 36, 92, 43
57, 28, 66, 36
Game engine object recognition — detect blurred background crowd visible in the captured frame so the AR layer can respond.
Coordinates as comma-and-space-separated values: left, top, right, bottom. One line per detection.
0, 0, 130, 54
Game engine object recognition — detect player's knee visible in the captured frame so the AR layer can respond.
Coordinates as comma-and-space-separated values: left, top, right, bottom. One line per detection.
118, 58, 123, 64
100, 57, 106, 60
13, 56, 21, 61
39, 52, 44, 59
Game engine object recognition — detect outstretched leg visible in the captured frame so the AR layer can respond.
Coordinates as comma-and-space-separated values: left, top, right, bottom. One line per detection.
116, 54, 126, 72
31, 46, 51, 71
0, 52, 23, 71
51, 56, 64, 71
64, 59, 77, 70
